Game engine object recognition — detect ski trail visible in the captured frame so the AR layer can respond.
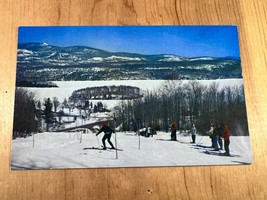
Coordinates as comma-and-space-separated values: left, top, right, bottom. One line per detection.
11, 132, 252, 169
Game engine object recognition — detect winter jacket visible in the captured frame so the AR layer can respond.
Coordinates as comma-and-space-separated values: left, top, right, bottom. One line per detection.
191, 127, 196, 135
207, 127, 214, 137
218, 126, 224, 137
223, 125, 230, 141
171, 122, 177, 131
213, 127, 219, 136
97, 126, 113, 135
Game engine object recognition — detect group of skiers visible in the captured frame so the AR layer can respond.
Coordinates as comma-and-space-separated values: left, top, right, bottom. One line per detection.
96, 120, 231, 156
171, 121, 197, 143
170, 120, 231, 156
206, 123, 231, 156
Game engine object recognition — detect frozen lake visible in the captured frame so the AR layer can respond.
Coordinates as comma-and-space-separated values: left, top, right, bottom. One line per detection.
23, 79, 244, 109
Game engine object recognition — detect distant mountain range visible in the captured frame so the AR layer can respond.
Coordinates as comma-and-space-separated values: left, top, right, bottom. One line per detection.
16, 42, 242, 82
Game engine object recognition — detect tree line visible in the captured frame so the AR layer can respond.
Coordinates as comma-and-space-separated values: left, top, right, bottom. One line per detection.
114, 80, 249, 136
13, 80, 249, 138
13, 88, 110, 139
13, 89, 57, 138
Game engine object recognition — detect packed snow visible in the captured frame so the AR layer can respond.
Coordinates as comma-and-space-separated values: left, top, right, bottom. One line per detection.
11, 131, 252, 170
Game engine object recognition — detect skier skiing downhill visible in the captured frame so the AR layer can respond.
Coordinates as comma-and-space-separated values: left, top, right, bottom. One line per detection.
96, 122, 115, 150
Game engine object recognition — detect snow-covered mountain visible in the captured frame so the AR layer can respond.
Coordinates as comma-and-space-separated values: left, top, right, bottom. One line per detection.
17, 43, 190, 65
16, 43, 242, 82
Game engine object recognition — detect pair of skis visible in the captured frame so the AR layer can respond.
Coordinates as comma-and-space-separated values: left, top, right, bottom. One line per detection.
204, 149, 233, 157
84, 146, 123, 151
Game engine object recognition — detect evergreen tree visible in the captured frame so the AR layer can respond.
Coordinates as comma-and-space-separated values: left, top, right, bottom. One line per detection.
13, 88, 37, 139
85, 100, 89, 108
43, 98, 54, 131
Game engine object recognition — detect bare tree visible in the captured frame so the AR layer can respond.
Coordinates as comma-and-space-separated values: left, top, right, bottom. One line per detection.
114, 80, 249, 136
52, 97, 60, 113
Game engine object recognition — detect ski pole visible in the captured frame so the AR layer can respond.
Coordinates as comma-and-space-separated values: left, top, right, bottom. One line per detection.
80, 131, 83, 143
33, 132, 35, 148
112, 135, 121, 149
113, 114, 118, 159
138, 131, 141, 150
115, 131, 118, 159
196, 135, 205, 145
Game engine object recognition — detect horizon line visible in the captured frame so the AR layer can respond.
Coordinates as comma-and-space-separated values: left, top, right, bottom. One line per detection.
18, 42, 241, 59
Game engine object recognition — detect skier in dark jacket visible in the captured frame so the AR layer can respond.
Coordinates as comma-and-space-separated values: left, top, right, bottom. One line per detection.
96, 122, 115, 150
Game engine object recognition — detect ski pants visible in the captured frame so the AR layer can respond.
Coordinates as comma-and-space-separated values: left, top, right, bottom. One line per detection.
171, 130, 177, 141
102, 133, 114, 148
224, 140, 230, 155
191, 135, 196, 143
213, 135, 219, 150
210, 136, 214, 148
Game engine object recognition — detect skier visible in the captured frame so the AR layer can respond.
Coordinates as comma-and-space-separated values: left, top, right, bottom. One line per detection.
218, 123, 224, 150
206, 124, 214, 148
170, 121, 177, 141
96, 122, 115, 150
190, 124, 197, 143
223, 124, 230, 156
213, 124, 220, 151
146, 126, 151, 137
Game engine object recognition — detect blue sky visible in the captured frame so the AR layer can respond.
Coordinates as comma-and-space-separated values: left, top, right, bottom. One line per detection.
18, 26, 240, 58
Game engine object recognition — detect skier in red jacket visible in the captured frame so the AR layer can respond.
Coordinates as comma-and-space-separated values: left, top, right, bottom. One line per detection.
223, 124, 230, 156
171, 121, 177, 141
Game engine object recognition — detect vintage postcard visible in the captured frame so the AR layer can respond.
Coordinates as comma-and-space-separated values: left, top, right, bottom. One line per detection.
11, 26, 252, 169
